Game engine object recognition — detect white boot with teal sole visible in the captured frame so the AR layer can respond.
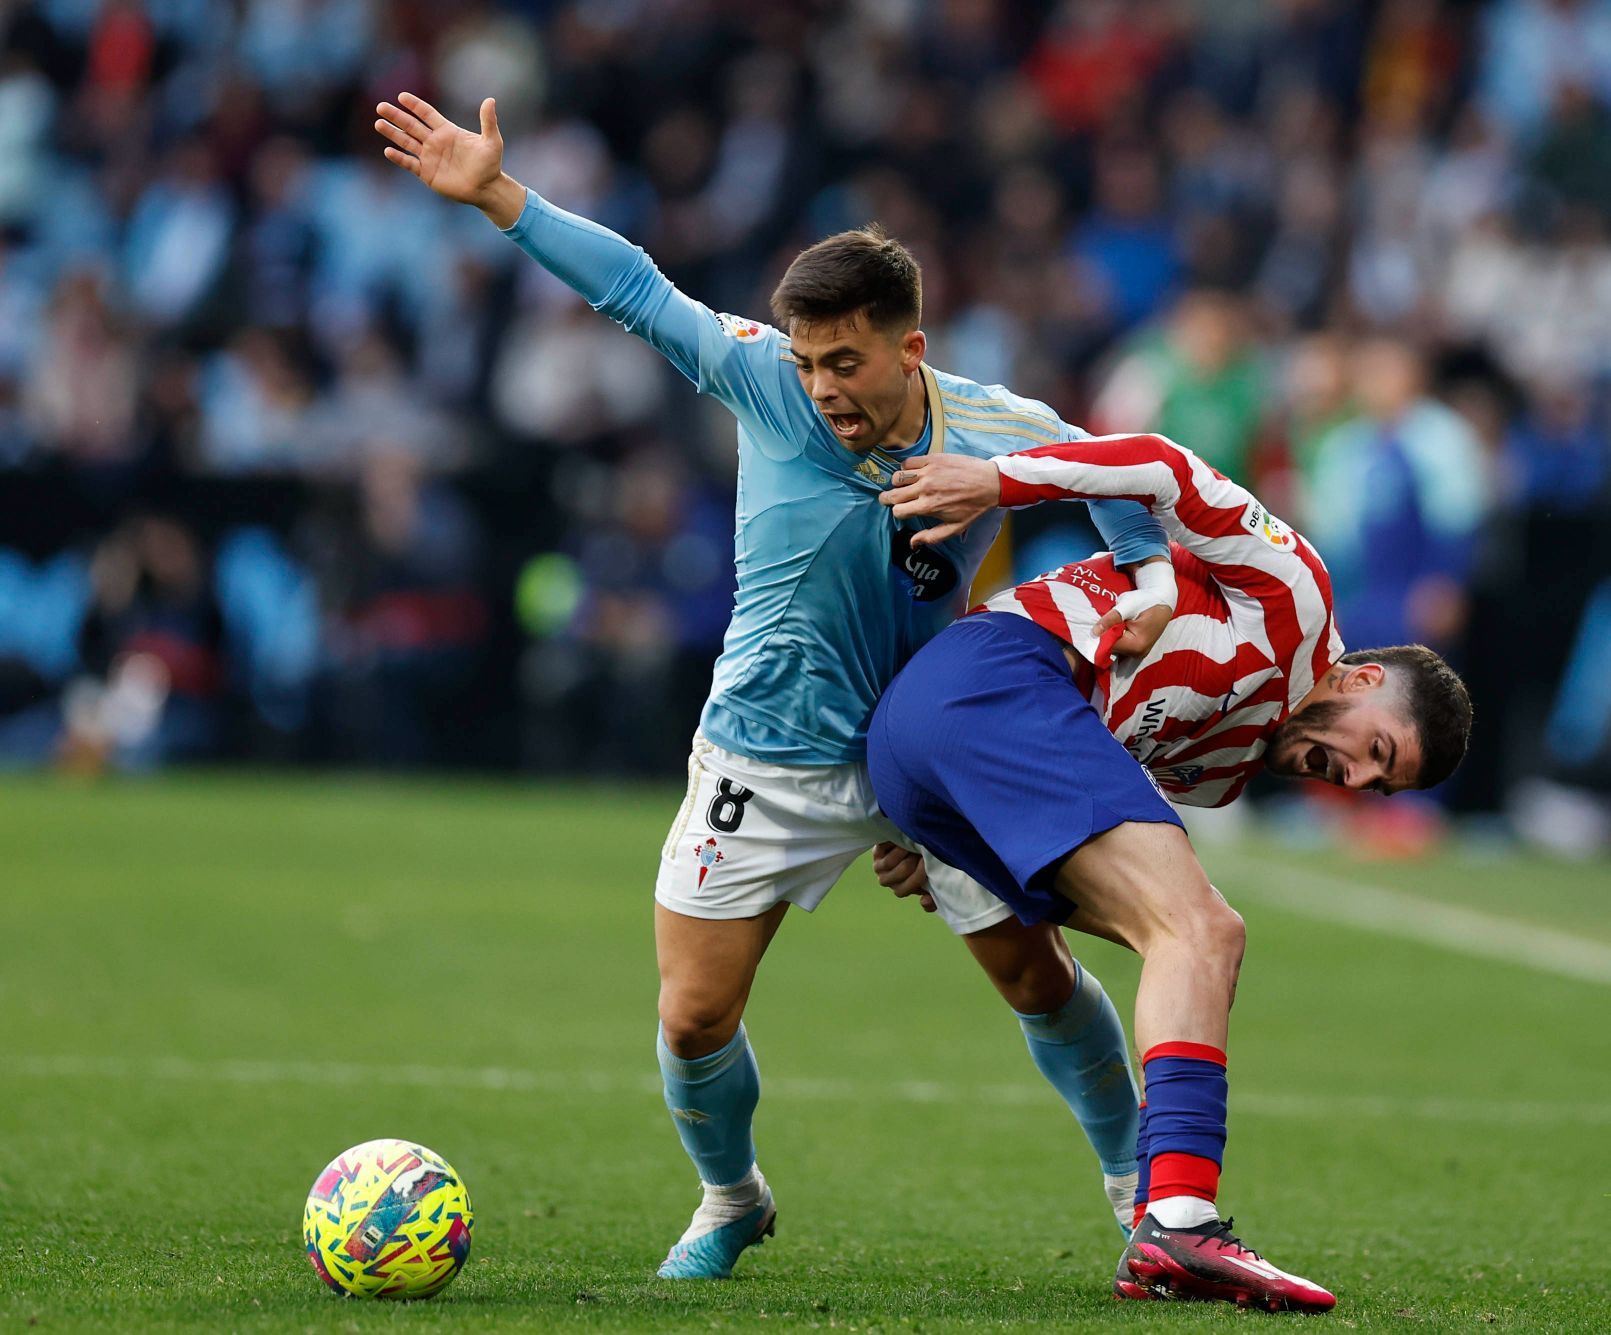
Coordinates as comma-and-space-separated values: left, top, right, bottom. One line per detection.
656, 1167, 776, 1279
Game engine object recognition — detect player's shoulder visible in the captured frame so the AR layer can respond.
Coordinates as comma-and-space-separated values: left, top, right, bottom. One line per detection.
930, 367, 1069, 456
712, 311, 791, 358
931, 367, 1063, 423
700, 311, 815, 461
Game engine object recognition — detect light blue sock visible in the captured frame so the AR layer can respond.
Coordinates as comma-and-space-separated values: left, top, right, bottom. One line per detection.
1015, 964, 1139, 1176
657, 1023, 761, 1188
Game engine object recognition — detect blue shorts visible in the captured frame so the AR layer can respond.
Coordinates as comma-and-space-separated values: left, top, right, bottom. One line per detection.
868, 612, 1184, 925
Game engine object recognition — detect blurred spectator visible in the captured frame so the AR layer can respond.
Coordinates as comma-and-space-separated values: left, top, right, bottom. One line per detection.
1027, 1, 1176, 134
198, 328, 325, 473
1526, 81, 1611, 217
1416, 108, 1513, 264
0, 545, 88, 765
122, 136, 234, 329
1303, 338, 1491, 653
491, 297, 667, 445
320, 327, 458, 471
0, 49, 55, 228
25, 270, 140, 468
1348, 114, 1436, 325
1280, 332, 1355, 479
239, 0, 374, 101
1069, 138, 1183, 335
309, 449, 486, 765
239, 136, 320, 331
522, 446, 734, 774
1502, 375, 1611, 509
1255, 152, 1344, 331
61, 516, 224, 772
1091, 290, 1267, 481
1479, 0, 1611, 142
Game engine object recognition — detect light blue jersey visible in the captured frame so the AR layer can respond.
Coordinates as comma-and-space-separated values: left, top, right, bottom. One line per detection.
504, 191, 1166, 764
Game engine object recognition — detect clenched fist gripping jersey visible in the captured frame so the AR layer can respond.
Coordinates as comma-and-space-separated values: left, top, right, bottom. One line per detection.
500, 190, 1167, 764
978, 435, 1345, 808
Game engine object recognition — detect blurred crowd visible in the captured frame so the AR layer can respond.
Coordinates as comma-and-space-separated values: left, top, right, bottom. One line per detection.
1, 0, 1609, 849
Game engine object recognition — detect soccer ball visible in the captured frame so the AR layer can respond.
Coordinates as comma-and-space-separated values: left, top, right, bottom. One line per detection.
303, 1138, 473, 1299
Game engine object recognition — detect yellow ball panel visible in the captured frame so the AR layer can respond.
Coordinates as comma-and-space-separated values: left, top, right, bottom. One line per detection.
303, 1138, 473, 1299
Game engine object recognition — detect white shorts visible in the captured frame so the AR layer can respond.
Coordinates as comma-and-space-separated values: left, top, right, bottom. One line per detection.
654, 735, 1014, 937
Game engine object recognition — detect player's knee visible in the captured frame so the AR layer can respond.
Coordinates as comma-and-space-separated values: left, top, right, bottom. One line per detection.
1132, 867, 1241, 967
996, 948, 1077, 1015
658, 987, 744, 1059
965, 920, 1077, 1014
1199, 897, 1246, 974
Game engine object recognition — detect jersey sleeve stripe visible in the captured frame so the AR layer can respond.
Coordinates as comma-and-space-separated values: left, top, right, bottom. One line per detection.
995, 436, 1325, 602
940, 388, 1058, 420
1296, 536, 1339, 686
1012, 580, 1075, 642
940, 402, 1062, 437
955, 420, 1072, 447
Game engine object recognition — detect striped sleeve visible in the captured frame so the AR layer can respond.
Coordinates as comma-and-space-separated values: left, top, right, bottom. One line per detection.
994, 433, 1340, 702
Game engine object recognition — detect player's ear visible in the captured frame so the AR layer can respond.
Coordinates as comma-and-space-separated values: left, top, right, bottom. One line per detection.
899, 328, 925, 372
1339, 662, 1387, 693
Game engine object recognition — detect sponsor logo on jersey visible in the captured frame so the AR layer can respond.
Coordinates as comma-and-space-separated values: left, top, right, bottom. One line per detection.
1134, 696, 1168, 739
890, 527, 959, 603
1242, 501, 1295, 549
715, 312, 765, 341
694, 836, 724, 888
1164, 763, 1205, 786
856, 455, 887, 484
1046, 563, 1119, 609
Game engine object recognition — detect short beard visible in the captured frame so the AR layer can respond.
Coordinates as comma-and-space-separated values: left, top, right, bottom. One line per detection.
1267, 697, 1353, 775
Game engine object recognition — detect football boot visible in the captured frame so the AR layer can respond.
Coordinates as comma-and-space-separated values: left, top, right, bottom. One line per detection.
1118, 1213, 1336, 1313
656, 1181, 776, 1280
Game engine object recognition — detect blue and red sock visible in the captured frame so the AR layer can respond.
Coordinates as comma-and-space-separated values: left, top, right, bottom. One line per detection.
1131, 1101, 1150, 1231
1139, 1042, 1227, 1227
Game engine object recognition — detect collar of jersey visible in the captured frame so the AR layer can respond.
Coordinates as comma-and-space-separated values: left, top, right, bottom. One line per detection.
839, 363, 947, 480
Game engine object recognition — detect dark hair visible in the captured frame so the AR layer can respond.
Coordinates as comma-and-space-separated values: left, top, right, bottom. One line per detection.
1340, 645, 1472, 788
769, 224, 922, 332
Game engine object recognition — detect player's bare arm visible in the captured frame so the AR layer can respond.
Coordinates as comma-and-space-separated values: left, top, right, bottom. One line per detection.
376, 92, 527, 230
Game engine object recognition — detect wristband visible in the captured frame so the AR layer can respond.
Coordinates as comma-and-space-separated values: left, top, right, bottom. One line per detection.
1132, 560, 1178, 613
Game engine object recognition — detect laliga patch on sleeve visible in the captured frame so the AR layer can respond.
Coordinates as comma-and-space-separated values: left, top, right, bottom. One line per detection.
1241, 501, 1295, 550
715, 312, 766, 342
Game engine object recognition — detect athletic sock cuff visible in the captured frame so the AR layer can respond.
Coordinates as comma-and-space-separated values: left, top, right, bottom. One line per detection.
656, 1023, 750, 1083
1013, 963, 1109, 1042
1142, 1041, 1227, 1067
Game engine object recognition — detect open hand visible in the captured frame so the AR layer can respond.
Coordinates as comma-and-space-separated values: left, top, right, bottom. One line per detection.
880, 454, 1002, 547
375, 92, 525, 228
872, 841, 935, 912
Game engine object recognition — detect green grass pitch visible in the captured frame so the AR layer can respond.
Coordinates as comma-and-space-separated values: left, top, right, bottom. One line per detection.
3, 774, 1608, 1331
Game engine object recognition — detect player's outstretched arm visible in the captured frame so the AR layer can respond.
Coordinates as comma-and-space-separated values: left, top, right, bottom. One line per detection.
376, 93, 526, 229
376, 91, 787, 416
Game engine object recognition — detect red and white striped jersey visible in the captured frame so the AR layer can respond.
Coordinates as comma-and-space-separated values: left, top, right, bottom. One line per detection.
978, 434, 1345, 808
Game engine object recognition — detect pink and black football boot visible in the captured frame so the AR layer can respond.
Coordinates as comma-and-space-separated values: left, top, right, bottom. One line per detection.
1118, 1214, 1336, 1313
1112, 1248, 1166, 1302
